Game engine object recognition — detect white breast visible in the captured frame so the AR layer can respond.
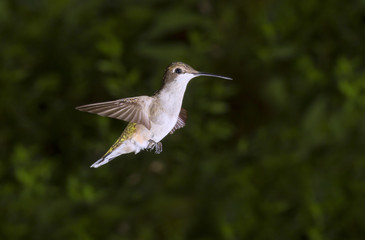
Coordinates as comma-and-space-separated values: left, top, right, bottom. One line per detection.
149, 93, 182, 142
149, 73, 193, 142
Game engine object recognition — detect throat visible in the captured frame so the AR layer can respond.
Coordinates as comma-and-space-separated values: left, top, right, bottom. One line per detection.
156, 82, 187, 104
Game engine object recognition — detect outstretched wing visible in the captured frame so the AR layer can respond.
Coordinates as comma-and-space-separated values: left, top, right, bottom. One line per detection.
170, 108, 187, 134
76, 96, 152, 130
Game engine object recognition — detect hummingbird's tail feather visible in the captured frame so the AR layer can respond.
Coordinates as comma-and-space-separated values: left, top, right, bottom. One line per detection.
90, 157, 114, 168
90, 123, 138, 168
90, 141, 137, 168
90, 142, 138, 168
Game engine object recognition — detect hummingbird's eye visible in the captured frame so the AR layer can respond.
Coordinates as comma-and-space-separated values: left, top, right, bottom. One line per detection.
174, 68, 182, 74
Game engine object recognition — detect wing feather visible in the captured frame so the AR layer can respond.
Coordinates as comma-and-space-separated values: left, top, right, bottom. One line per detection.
170, 108, 187, 134
76, 97, 152, 130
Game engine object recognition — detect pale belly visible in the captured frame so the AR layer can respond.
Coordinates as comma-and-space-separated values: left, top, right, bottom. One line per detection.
131, 91, 183, 148
150, 113, 178, 142
129, 112, 178, 150
147, 99, 181, 143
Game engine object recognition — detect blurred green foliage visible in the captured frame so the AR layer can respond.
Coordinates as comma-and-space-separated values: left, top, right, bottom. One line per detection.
1, 0, 365, 239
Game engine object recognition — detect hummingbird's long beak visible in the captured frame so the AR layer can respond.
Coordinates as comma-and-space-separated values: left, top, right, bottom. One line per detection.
194, 72, 233, 80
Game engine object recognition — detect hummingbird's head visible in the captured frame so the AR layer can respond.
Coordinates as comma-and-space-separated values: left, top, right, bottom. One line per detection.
163, 62, 232, 85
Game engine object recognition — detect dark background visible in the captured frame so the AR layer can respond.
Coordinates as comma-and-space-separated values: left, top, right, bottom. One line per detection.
1, 0, 365, 239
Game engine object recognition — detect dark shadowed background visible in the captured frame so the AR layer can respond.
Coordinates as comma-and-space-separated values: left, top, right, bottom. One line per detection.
1, 0, 365, 239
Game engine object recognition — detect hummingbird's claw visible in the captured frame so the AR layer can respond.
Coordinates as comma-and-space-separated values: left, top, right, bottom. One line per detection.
147, 140, 163, 154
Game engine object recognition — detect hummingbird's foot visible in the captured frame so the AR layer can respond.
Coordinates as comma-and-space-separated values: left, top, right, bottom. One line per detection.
147, 139, 163, 154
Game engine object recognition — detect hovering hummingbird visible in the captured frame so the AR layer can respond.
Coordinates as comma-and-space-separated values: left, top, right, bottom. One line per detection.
76, 62, 232, 168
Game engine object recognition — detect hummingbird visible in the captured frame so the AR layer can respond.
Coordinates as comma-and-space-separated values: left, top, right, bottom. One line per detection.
76, 62, 232, 168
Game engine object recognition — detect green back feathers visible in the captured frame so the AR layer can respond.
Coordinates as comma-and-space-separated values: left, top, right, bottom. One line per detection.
102, 123, 137, 158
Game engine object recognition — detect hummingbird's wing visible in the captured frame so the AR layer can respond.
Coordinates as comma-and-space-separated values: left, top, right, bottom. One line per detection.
170, 108, 187, 134
76, 96, 152, 130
